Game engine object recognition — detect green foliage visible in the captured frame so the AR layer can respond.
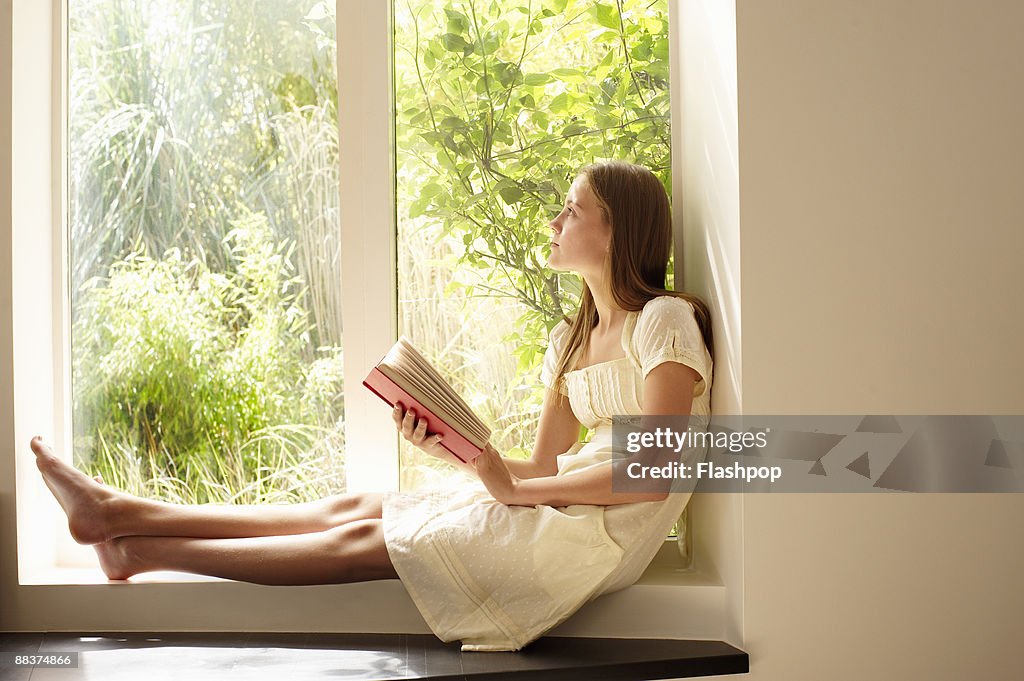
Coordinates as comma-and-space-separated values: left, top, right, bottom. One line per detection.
72, 212, 345, 503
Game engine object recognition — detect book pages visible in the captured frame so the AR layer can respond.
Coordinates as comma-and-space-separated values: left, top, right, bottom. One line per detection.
376, 337, 491, 447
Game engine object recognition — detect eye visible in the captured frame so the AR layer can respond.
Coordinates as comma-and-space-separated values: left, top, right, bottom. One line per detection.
566, 207, 576, 217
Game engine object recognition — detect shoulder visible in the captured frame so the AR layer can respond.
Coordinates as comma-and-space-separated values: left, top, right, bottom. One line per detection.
547, 317, 573, 350
636, 295, 696, 327
629, 295, 712, 392
629, 294, 706, 357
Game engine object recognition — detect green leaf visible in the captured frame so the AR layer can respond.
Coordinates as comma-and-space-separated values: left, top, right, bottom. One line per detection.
443, 8, 469, 33
630, 42, 652, 61
420, 183, 444, 200
652, 38, 670, 61
480, 34, 499, 54
561, 122, 587, 136
440, 116, 468, 132
441, 33, 471, 53
593, 3, 620, 31
495, 62, 522, 87
498, 185, 525, 205
550, 67, 582, 79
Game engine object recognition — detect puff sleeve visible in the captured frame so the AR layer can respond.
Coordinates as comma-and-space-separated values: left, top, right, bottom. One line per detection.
632, 296, 712, 398
540, 319, 572, 396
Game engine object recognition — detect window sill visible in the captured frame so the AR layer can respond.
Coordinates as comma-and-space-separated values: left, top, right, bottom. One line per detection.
16, 540, 728, 640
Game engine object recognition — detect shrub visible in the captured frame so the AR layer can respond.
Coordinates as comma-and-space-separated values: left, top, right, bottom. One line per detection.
72, 210, 346, 503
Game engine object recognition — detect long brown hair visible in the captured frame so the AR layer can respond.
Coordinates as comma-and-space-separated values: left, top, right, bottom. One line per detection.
550, 161, 714, 396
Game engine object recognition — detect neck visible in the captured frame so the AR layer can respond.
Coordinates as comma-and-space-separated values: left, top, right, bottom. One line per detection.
584, 275, 627, 333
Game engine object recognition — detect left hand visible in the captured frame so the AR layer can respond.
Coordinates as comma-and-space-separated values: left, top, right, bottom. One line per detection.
472, 443, 520, 504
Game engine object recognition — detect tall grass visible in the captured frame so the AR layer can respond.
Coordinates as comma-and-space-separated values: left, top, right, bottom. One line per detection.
254, 105, 343, 351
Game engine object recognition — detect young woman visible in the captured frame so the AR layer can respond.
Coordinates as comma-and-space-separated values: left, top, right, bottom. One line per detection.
31, 160, 714, 651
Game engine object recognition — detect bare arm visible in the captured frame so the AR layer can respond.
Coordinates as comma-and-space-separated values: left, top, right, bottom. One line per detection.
494, 362, 700, 506
503, 387, 581, 479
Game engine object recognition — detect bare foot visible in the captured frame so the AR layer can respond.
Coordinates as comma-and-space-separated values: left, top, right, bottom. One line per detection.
93, 538, 139, 581
30, 436, 120, 544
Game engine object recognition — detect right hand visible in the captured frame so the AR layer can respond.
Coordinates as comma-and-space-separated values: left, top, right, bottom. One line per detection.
392, 404, 467, 470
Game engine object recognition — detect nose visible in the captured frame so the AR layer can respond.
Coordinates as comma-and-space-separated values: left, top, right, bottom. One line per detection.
549, 212, 563, 234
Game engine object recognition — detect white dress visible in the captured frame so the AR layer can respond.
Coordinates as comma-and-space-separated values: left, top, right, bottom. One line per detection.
382, 296, 713, 651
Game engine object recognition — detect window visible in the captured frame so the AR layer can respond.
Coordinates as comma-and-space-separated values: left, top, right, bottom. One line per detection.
6, 0, 741, 642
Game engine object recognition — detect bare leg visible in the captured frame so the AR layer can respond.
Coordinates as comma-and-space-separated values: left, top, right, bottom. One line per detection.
95, 519, 398, 584
30, 436, 383, 544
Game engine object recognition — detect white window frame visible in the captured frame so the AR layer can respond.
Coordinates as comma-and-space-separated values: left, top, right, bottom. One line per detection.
1, 0, 744, 647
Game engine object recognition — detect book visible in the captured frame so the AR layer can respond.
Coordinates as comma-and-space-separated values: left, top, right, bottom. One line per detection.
363, 336, 491, 463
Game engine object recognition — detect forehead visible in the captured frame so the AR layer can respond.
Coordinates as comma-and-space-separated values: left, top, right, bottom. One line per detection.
567, 177, 593, 205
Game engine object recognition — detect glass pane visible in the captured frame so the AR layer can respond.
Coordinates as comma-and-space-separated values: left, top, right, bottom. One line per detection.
393, 0, 672, 490
68, 0, 345, 503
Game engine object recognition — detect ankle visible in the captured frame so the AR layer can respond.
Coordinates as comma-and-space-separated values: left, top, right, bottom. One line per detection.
98, 493, 135, 539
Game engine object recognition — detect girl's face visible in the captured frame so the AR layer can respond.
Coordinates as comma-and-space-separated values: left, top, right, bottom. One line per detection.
547, 176, 611, 277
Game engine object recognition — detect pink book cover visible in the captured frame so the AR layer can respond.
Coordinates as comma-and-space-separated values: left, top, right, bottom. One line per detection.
362, 366, 486, 463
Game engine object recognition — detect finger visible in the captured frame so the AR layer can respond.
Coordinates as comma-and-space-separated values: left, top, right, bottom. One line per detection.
413, 417, 428, 442
392, 404, 403, 426
402, 409, 416, 438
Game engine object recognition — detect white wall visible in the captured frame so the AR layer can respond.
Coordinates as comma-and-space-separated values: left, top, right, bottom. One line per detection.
673, 0, 744, 649
727, 0, 1023, 678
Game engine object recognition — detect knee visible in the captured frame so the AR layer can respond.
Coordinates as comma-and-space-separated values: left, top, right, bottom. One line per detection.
324, 493, 361, 525
327, 519, 379, 545
325, 492, 381, 526
323, 520, 392, 581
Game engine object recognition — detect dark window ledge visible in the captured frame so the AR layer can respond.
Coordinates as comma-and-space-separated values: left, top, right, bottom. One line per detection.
0, 631, 748, 680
